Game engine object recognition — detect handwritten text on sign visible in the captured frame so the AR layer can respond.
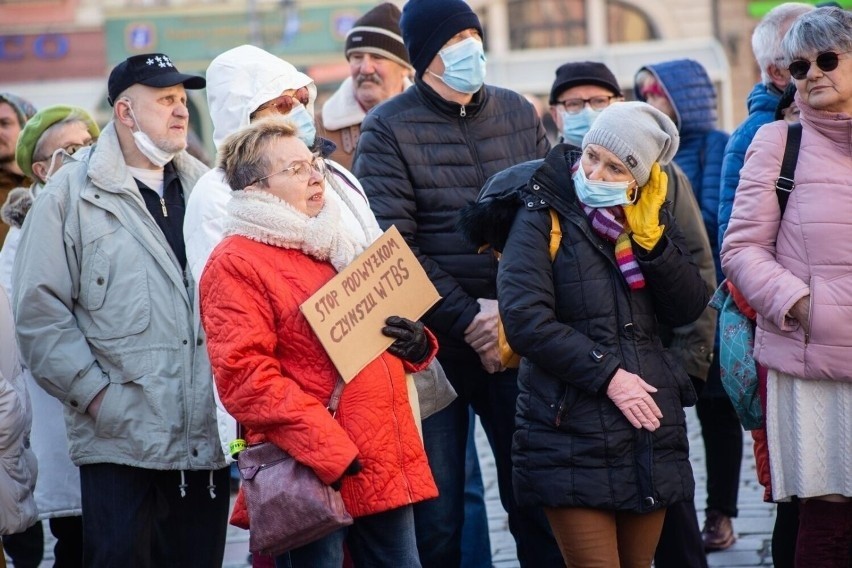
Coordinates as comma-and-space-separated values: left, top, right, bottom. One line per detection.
300, 226, 440, 382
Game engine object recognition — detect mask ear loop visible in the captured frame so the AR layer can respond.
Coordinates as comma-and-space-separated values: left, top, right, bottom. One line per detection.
627, 181, 640, 204
44, 147, 69, 182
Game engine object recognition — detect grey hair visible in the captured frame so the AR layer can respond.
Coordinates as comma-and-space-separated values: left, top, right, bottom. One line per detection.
32, 111, 92, 163
781, 7, 852, 66
218, 116, 298, 191
751, 2, 814, 84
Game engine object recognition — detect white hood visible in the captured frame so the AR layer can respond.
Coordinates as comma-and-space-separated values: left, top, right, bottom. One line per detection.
206, 44, 317, 148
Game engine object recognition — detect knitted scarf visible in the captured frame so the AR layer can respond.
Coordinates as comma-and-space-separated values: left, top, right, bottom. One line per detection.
582, 204, 645, 290
223, 189, 367, 271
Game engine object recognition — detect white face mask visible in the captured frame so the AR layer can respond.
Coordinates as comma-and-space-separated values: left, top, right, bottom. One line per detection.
126, 103, 177, 167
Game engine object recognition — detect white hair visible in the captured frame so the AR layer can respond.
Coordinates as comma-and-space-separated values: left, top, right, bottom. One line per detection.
751, 2, 814, 84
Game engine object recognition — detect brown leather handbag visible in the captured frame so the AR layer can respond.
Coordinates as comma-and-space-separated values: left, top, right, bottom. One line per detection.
237, 377, 353, 557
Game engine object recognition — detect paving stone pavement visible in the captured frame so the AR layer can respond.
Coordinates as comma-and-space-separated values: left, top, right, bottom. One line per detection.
221, 406, 776, 568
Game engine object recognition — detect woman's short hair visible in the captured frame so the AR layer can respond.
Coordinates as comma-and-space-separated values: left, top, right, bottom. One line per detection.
781, 7, 852, 65
218, 117, 298, 191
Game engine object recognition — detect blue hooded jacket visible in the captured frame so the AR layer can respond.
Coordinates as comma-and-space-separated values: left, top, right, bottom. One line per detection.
636, 59, 729, 280
717, 82, 781, 254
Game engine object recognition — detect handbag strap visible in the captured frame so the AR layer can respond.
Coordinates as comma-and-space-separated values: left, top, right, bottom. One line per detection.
236, 376, 347, 443
775, 122, 802, 216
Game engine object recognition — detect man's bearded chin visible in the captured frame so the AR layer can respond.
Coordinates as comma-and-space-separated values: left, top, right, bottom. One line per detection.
356, 73, 383, 87
0, 152, 14, 168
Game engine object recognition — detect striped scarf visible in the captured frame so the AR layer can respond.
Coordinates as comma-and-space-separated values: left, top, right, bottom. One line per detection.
582, 205, 645, 290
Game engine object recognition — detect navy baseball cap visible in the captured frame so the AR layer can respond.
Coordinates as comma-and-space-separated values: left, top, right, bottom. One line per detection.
108, 53, 206, 106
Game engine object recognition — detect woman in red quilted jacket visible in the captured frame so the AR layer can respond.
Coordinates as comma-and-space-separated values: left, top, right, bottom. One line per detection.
199, 116, 438, 567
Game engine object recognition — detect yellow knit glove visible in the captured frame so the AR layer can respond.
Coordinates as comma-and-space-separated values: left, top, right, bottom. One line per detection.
623, 162, 667, 251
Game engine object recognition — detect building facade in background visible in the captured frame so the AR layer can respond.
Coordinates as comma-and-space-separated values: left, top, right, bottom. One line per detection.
1, 0, 845, 147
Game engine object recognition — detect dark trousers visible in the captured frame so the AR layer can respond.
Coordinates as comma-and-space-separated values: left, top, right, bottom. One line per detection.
80, 464, 230, 568
2, 521, 43, 568
461, 410, 491, 568
773, 499, 799, 568
696, 358, 743, 517
412, 358, 562, 567
654, 500, 708, 568
2, 516, 84, 568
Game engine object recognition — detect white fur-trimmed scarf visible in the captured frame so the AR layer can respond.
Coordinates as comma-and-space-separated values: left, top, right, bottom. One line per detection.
223, 189, 366, 271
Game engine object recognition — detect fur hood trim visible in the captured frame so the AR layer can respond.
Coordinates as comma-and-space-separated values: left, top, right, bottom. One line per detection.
1, 187, 33, 229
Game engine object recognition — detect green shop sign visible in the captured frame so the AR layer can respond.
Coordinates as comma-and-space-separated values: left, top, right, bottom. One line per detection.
105, 3, 375, 69
748, 0, 852, 17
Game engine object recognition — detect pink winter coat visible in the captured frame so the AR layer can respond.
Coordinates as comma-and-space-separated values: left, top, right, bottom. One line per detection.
721, 95, 852, 382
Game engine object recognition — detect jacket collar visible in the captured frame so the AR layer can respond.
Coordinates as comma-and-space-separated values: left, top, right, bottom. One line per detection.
798, 94, 852, 152
86, 121, 207, 199
321, 76, 413, 130
414, 76, 486, 117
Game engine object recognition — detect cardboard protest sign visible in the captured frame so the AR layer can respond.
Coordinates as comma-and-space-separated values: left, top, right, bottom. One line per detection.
300, 225, 441, 382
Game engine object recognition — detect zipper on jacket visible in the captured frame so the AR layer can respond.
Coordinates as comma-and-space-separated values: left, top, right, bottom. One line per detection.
381, 357, 414, 503
805, 289, 814, 345
459, 104, 466, 117
160, 197, 169, 218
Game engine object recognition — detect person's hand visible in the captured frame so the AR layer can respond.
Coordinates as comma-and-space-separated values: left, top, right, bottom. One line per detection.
623, 162, 667, 251
475, 342, 504, 374
87, 387, 107, 419
606, 369, 663, 431
789, 295, 810, 334
382, 316, 429, 363
464, 299, 499, 352
330, 458, 362, 491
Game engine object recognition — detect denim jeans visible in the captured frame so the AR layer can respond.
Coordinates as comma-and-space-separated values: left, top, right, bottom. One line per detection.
461, 410, 492, 568
275, 505, 420, 568
413, 358, 562, 567
79, 464, 230, 568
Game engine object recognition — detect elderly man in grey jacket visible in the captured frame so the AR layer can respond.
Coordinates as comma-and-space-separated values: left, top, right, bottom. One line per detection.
11, 54, 228, 567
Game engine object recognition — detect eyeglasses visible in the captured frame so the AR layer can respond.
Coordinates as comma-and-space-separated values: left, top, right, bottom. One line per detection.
788, 51, 851, 80
33, 140, 94, 163
252, 87, 310, 116
252, 155, 326, 186
553, 95, 617, 115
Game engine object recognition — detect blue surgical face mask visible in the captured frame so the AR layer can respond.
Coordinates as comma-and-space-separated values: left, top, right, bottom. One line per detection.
572, 165, 636, 208
559, 107, 602, 147
283, 105, 317, 148
429, 37, 487, 94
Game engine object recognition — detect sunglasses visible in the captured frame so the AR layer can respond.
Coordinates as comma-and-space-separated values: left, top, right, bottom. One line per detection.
252, 87, 310, 117
788, 51, 850, 80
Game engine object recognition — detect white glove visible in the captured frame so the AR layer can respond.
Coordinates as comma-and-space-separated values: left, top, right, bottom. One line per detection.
606, 369, 663, 431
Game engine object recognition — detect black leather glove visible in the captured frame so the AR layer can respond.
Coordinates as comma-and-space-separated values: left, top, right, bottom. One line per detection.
382, 316, 429, 363
330, 458, 363, 491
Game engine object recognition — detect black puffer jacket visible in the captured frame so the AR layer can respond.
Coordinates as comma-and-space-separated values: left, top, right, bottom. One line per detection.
354, 79, 550, 360
460, 144, 707, 513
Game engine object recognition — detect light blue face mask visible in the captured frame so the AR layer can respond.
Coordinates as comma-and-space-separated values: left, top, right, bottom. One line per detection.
284, 105, 317, 148
430, 37, 487, 94
572, 165, 636, 208
559, 107, 602, 146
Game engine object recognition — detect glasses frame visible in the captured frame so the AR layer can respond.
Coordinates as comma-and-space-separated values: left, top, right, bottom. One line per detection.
252, 155, 326, 186
553, 95, 617, 115
252, 87, 310, 117
32, 140, 94, 164
788, 51, 851, 80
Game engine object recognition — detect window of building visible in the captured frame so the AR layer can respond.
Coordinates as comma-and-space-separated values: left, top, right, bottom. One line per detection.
507, 0, 586, 50
607, 1, 656, 43
506, 0, 656, 49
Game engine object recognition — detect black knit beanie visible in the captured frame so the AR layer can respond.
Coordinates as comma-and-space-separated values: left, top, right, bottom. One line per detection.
345, 3, 411, 69
400, 0, 483, 78
549, 61, 622, 104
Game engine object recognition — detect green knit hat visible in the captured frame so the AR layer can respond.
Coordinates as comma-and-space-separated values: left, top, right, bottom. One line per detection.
15, 105, 99, 180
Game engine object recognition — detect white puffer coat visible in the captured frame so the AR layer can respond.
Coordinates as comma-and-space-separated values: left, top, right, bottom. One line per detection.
0, 285, 37, 534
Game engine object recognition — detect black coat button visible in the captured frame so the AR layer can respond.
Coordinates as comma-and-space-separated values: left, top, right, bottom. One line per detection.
590, 349, 604, 362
